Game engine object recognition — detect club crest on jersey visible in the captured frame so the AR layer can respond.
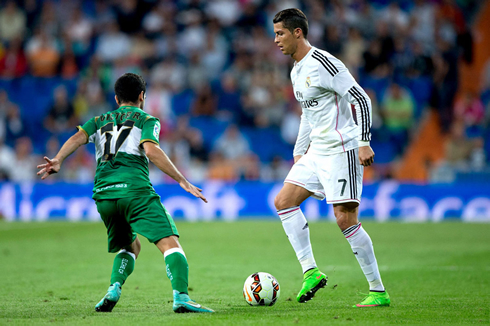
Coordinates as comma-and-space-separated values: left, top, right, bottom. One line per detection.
305, 77, 311, 88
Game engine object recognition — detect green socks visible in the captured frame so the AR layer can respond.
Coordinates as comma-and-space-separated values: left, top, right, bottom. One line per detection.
110, 250, 135, 285
164, 248, 189, 294
107, 248, 188, 295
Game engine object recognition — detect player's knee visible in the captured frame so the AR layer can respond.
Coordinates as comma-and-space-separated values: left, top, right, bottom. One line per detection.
336, 217, 353, 231
334, 202, 358, 213
129, 238, 141, 259
335, 213, 357, 231
274, 194, 292, 211
334, 202, 359, 231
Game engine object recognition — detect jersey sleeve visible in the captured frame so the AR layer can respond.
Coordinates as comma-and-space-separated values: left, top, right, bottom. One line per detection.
317, 55, 372, 145
140, 116, 160, 146
317, 54, 355, 97
77, 117, 97, 144
293, 112, 312, 156
343, 84, 372, 144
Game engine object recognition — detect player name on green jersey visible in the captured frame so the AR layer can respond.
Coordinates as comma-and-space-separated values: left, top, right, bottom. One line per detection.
78, 106, 161, 200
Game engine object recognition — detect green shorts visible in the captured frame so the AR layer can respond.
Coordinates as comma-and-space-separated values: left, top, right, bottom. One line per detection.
96, 195, 179, 253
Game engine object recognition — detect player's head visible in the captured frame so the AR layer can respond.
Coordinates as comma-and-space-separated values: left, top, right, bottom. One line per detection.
273, 8, 308, 56
114, 73, 147, 110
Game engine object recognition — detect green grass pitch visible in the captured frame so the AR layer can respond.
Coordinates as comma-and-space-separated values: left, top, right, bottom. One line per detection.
0, 221, 489, 325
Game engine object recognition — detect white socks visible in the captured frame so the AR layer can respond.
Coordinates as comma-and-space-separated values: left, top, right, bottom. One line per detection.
343, 222, 385, 292
278, 206, 384, 291
278, 206, 317, 273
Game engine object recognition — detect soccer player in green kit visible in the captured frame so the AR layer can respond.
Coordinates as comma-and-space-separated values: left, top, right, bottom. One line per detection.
37, 73, 214, 313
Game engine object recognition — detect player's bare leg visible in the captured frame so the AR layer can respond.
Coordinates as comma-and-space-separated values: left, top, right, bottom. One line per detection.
124, 237, 142, 257
155, 236, 214, 313
275, 183, 327, 303
155, 235, 182, 253
95, 237, 140, 312
334, 203, 390, 307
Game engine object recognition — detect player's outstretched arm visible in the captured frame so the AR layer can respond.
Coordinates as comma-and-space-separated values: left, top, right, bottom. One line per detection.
143, 141, 208, 203
37, 130, 88, 180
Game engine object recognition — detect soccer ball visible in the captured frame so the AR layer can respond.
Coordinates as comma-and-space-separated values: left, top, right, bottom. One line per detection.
243, 272, 280, 306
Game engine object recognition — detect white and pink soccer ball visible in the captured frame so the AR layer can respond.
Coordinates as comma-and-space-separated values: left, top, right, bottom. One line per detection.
243, 272, 280, 306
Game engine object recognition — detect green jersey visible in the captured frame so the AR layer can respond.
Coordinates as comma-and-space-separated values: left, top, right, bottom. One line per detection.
77, 105, 161, 200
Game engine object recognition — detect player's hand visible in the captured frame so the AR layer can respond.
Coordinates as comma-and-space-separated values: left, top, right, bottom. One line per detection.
179, 180, 208, 203
37, 156, 61, 180
358, 146, 374, 166
294, 155, 303, 164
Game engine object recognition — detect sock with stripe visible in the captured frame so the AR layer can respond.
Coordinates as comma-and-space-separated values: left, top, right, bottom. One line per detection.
278, 206, 317, 273
343, 222, 385, 292
110, 249, 136, 285
164, 248, 189, 294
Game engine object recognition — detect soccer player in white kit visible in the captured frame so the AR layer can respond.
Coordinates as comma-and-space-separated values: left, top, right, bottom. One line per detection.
273, 8, 390, 307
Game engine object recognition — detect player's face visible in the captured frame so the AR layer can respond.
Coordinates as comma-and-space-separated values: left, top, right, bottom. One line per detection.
274, 22, 297, 56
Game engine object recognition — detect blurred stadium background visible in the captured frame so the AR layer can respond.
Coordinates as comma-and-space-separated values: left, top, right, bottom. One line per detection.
0, 0, 489, 221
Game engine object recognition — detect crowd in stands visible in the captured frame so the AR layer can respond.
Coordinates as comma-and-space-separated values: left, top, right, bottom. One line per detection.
0, 0, 487, 184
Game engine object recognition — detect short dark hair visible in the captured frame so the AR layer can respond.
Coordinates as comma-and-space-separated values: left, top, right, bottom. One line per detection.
114, 73, 146, 104
273, 8, 308, 39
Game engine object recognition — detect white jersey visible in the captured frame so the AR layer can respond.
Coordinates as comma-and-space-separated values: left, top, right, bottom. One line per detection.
291, 47, 372, 156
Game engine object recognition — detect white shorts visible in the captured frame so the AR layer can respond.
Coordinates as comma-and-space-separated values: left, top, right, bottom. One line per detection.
284, 149, 363, 204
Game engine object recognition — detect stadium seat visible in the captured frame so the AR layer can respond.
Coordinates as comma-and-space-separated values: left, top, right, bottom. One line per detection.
172, 89, 195, 116
189, 117, 229, 149
407, 76, 432, 119
243, 127, 292, 162
360, 75, 390, 104
371, 139, 397, 164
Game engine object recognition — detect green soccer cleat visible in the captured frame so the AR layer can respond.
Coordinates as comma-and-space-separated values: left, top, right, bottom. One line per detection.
95, 282, 121, 312
353, 291, 390, 307
296, 268, 327, 303
172, 291, 214, 313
